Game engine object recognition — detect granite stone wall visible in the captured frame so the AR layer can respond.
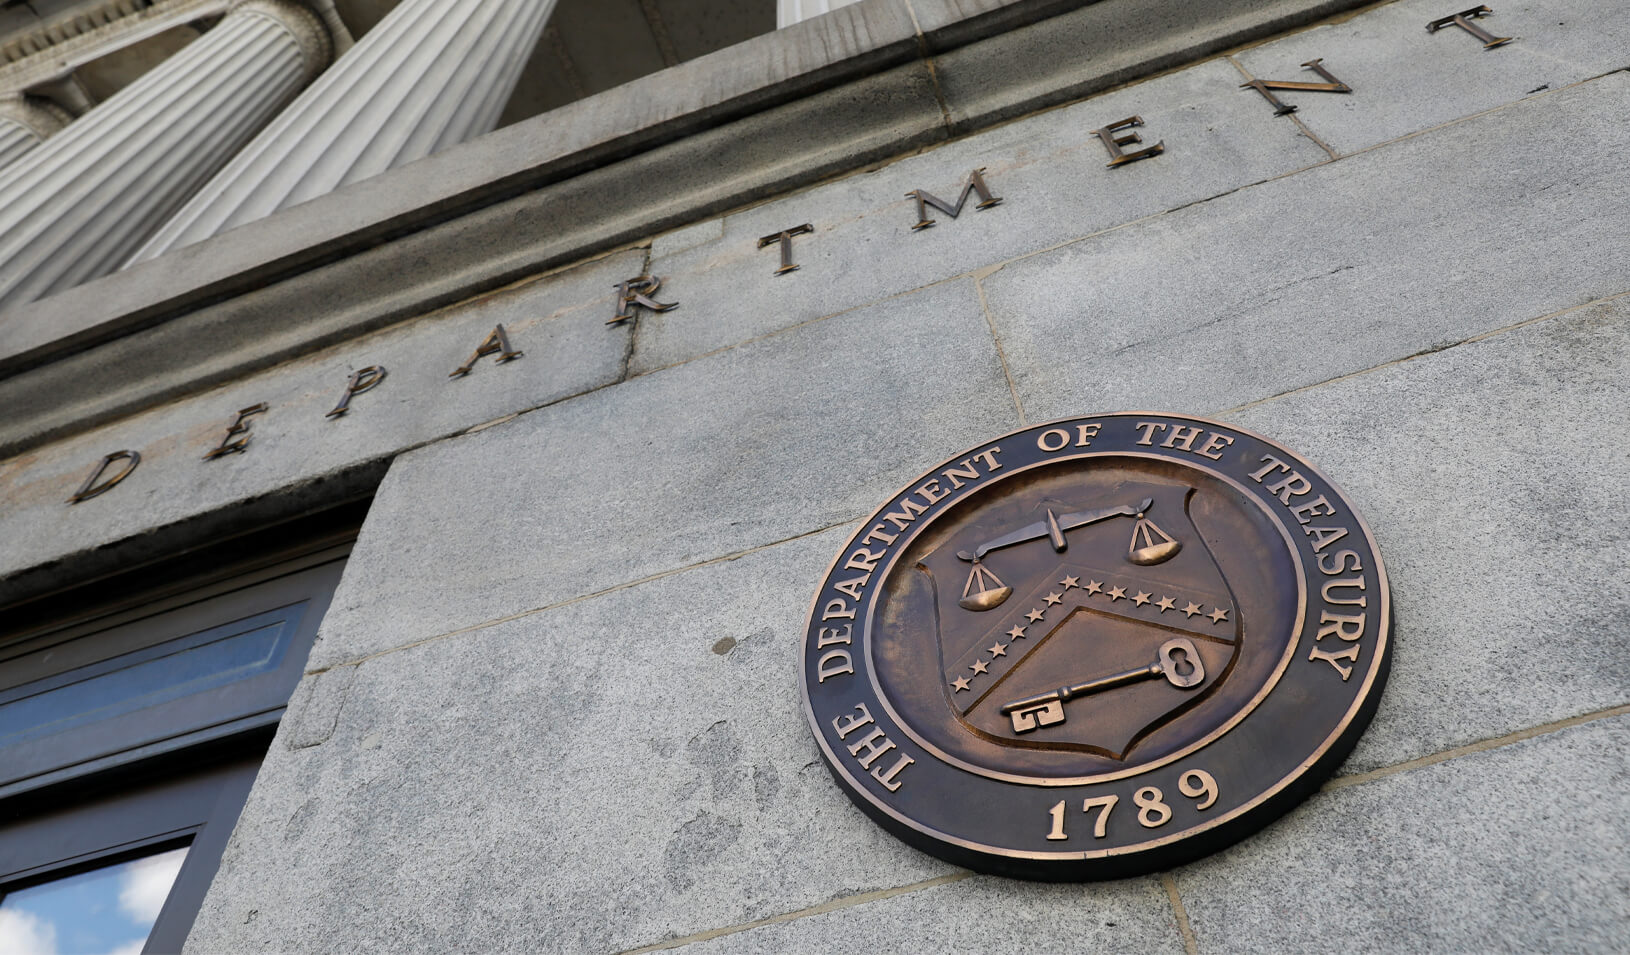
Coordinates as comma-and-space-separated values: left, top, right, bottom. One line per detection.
3, 0, 1625, 950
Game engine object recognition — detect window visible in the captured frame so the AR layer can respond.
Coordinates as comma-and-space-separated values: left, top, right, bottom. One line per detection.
0, 505, 362, 954
1, 844, 191, 953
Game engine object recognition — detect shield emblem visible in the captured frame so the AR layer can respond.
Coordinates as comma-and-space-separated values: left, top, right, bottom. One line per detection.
919, 482, 1240, 760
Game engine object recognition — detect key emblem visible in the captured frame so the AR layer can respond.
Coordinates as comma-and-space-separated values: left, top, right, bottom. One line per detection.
1000, 637, 1206, 733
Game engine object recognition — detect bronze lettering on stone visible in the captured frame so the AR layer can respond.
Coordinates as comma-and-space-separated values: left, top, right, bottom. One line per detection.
68, 450, 141, 503
1240, 58, 1352, 115
800, 414, 1391, 879
449, 325, 523, 377
326, 365, 388, 418
204, 403, 269, 459
1427, 5, 1513, 49
608, 275, 677, 324
54, 4, 1541, 505
758, 224, 814, 275
907, 168, 1003, 231
1093, 116, 1165, 167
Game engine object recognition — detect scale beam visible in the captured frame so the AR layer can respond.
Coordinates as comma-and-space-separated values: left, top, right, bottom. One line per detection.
957, 498, 1151, 561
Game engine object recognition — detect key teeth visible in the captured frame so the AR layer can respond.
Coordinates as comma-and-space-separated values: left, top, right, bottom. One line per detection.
1009, 700, 1066, 733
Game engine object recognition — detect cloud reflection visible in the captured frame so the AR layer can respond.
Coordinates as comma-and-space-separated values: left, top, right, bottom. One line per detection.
117, 851, 187, 924
0, 909, 58, 955
0, 845, 188, 955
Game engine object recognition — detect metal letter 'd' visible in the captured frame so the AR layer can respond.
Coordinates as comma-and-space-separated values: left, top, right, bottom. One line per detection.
800, 414, 1392, 879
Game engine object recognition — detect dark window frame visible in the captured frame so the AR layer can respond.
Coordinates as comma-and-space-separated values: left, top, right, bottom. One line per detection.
0, 504, 364, 954
0, 560, 341, 799
0, 755, 262, 954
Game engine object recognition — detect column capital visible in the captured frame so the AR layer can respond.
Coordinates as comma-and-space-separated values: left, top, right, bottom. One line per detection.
233, 0, 334, 84
0, 94, 71, 139
0, 94, 72, 170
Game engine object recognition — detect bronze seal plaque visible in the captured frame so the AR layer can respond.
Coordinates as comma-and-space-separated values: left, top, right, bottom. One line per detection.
800, 414, 1391, 879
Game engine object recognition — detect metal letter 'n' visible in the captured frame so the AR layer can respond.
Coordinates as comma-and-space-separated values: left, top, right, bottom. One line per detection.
1240, 59, 1352, 115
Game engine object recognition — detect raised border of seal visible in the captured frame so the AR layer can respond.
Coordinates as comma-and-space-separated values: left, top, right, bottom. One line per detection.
800, 413, 1392, 880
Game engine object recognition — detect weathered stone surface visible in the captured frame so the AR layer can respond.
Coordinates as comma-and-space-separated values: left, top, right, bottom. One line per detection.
282, 663, 355, 750
309, 277, 1016, 668
651, 217, 725, 259
187, 530, 960, 955
1228, 298, 1630, 775
670, 874, 1185, 954
1176, 714, 1630, 953
1234, 0, 1630, 156
637, 57, 1324, 374
0, 250, 639, 603
980, 71, 1630, 422
185, 290, 1630, 951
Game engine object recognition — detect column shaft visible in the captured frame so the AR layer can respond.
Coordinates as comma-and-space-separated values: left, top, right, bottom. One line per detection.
130, 0, 556, 263
0, 0, 329, 310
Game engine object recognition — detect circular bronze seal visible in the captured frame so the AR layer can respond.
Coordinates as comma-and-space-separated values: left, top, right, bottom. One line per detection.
800, 413, 1390, 879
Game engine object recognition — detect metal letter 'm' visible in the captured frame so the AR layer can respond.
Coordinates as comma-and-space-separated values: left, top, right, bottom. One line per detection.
1426, 5, 1512, 48
1240, 59, 1352, 115
908, 168, 1002, 231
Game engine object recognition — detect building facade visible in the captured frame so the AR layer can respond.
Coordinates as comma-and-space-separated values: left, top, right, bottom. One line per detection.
0, 0, 1626, 951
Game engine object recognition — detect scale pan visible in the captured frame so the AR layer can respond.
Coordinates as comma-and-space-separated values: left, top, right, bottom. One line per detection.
959, 587, 1012, 611
1129, 540, 1181, 566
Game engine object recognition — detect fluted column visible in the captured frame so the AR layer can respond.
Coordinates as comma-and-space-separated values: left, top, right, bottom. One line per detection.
777, 0, 863, 29
0, 95, 71, 170
0, 0, 330, 310
130, 0, 557, 264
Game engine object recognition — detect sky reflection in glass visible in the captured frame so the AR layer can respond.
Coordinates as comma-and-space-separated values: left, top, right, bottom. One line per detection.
0, 844, 188, 955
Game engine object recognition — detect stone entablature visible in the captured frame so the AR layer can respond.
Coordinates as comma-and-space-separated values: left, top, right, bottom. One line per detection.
0, 0, 1382, 461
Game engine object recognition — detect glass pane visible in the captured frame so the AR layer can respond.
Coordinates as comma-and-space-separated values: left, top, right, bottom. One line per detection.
0, 844, 189, 955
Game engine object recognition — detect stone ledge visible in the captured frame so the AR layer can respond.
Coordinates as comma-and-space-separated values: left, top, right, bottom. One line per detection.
0, 0, 1371, 460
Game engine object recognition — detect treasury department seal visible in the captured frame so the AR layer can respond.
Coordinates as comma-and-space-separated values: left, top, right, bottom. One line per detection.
800, 413, 1391, 879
